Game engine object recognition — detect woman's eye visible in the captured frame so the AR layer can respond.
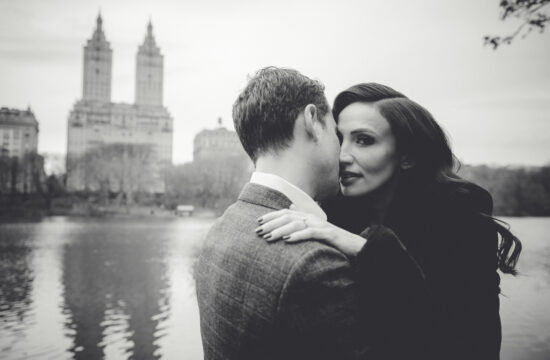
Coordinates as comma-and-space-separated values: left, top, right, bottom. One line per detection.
356, 135, 375, 145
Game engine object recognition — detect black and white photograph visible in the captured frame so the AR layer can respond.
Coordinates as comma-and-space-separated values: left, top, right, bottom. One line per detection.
1, 0, 549, 359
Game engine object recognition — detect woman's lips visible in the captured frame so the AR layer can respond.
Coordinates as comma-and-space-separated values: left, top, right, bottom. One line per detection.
339, 171, 362, 185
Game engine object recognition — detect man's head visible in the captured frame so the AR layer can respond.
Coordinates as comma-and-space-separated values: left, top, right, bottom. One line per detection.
232, 67, 340, 199
233, 67, 331, 162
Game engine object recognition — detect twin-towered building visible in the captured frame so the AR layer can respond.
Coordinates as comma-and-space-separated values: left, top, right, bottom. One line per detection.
66, 14, 173, 193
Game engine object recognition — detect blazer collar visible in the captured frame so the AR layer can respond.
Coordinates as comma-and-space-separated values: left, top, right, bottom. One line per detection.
249, 172, 327, 220
238, 183, 293, 211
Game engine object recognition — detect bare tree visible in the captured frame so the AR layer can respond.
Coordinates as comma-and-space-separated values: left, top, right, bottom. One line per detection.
485, 0, 550, 49
80, 143, 157, 205
164, 153, 252, 211
0, 152, 44, 195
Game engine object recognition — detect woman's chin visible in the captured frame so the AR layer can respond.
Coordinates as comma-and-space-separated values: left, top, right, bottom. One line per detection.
340, 184, 365, 198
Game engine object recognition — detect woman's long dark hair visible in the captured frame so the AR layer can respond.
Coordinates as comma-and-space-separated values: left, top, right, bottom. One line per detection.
333, 83, 521, 275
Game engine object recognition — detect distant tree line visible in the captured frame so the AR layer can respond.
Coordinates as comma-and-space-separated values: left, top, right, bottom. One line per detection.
163, 153, 252, 213
161, 162, 550, 216
458, 164, 550, 216
2, 154, 548, 217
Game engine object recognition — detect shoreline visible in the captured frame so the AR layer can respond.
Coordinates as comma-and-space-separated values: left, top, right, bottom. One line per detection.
0, 204, 218, 222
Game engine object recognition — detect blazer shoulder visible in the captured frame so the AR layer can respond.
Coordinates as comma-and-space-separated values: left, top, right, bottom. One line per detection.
200, 198, 351, 286
275, 242, 354, 309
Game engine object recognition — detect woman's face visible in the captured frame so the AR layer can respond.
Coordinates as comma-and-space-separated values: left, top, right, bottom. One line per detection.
337, 102, 400, 197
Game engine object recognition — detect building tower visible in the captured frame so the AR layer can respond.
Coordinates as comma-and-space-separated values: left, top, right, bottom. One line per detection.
67, 14, 173, 193
82, 13, 112, 103
135, 20, 164, 106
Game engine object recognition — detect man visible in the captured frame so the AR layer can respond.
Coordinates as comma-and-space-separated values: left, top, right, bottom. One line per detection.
195, 67, 372, 359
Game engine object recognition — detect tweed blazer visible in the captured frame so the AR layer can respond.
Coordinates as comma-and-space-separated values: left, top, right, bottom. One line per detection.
196, 183, 372, 360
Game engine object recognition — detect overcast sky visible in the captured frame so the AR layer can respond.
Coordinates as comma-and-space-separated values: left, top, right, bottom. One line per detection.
1, 0, 549, 166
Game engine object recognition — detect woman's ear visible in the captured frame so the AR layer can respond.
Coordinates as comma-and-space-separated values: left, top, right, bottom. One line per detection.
400, 156, 414, 170
303, 104, 319, 141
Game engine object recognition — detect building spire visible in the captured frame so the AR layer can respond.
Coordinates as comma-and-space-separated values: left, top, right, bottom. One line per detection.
91, 12, 107, 42
139, 19, 158, 50
97, 12, 103, 31
146, 19, 154, 44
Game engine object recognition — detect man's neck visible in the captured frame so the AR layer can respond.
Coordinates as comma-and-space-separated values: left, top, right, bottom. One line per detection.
255, 153, 316, 199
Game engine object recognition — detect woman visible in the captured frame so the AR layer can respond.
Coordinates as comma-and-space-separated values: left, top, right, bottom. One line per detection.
256, 83, 521, 360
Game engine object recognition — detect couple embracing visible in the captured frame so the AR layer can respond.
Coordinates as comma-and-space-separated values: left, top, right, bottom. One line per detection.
196, 67, 521, 360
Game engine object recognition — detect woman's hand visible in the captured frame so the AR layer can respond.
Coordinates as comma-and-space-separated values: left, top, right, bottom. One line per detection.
255, 205, 366, 257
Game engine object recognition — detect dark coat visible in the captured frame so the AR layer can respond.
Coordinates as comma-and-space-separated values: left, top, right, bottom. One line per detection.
326, 182, 502, 360
195, 183, 374, 360
353, 225, 435, 360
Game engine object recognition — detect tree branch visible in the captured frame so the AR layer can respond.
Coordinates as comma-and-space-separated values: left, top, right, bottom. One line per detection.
484, 0, 550, 49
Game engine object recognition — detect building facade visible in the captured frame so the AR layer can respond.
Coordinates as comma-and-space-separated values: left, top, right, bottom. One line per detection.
193, 122, 248, 162
0, 107, 39, 158
0, 107, 44, 193
188, 121, 253, 210
193, 120, 253, 183
66, 15, 173, 193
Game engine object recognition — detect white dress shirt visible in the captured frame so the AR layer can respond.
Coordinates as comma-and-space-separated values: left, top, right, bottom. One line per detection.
250, 171, 327, 221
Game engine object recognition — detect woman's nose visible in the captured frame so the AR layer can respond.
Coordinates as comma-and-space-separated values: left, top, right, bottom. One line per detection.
339, 143, 353, 164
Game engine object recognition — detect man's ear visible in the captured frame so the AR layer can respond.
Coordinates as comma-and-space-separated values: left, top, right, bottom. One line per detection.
303, 104, 319, 141
400, 155, 414, 170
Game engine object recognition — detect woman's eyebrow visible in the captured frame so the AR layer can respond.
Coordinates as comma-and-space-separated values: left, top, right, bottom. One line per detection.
350, 128, 378, 136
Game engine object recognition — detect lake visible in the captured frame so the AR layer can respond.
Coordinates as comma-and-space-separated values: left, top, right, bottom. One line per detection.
0, 216, 549, 360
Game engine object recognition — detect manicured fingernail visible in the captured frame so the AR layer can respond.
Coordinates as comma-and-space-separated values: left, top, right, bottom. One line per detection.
257, 218, 264, 224
263, 233, 271, 240
282, 235, 291, 241
255, 227, 263, 234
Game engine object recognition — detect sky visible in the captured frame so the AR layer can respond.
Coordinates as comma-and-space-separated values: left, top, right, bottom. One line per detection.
1, 0, 549, 166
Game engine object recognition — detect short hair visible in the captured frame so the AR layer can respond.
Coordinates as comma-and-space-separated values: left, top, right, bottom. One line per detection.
232, 67, 330, 162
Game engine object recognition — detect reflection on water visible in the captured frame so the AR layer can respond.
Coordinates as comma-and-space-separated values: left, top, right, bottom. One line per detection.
61, 222, 171, 359
0, 216, 549, 359
0, 225, 35, 348
0, 217, 209, 360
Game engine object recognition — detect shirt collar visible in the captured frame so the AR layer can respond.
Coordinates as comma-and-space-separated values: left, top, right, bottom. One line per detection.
250, 171, 327, 220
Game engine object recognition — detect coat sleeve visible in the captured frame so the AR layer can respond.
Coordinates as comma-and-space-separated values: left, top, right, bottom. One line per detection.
276, 246, 374, 360
354, 225, 435, 360
425, 184, 502, 360
352, 218, 501, 360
